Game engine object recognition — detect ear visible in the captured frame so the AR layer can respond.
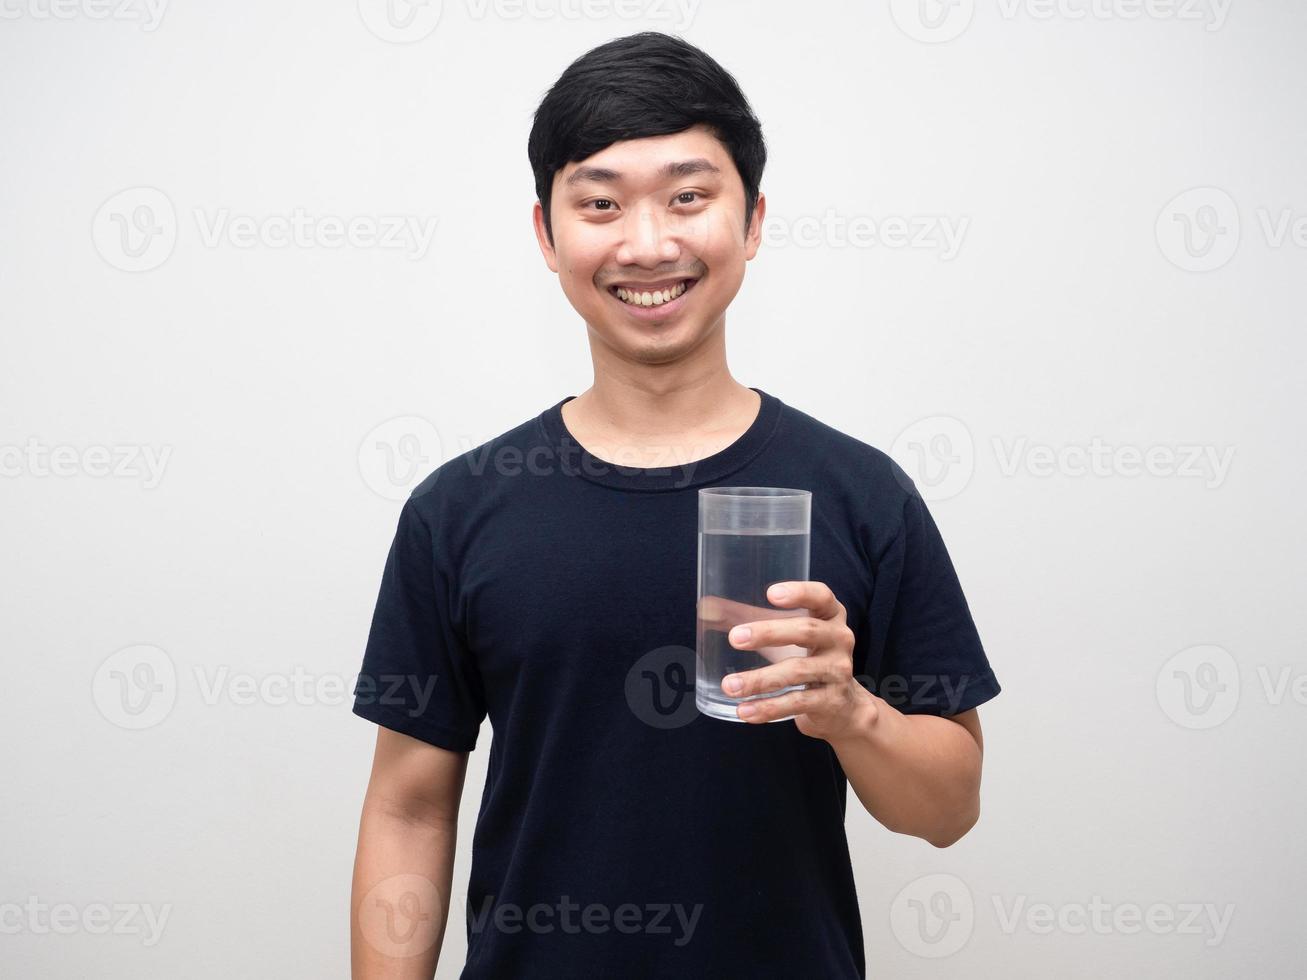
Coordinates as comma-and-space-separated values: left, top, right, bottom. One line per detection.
743, 191, 766, 261
532, 200, 559, 273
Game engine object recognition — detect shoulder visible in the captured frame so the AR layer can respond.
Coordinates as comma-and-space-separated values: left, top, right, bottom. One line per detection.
777, 397, 918, 512
405, 409, 545, 519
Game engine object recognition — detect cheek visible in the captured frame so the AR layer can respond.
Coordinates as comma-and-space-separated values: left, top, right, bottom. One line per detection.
559, 249, 604, 288
698, 217, 747, 265
556, 258, 590, 294
560, 265, 605, 310
701, 239, 745, 284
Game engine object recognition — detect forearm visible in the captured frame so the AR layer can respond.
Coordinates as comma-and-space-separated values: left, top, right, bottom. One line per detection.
827, 692, 982, 847
352, 802, 458, 979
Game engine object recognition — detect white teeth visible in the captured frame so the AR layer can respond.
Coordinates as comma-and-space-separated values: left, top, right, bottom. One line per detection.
616, 280, 688, 307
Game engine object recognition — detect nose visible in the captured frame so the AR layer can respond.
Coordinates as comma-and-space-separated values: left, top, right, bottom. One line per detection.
614, 200, 681, 269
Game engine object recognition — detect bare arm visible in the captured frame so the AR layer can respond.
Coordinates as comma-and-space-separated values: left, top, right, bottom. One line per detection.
352, 728, 469, 979
829, 703, 984, 848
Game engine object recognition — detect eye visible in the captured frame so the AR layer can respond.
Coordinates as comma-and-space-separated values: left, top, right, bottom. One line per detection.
675, 191, 700, 205
585, 198, 617, 212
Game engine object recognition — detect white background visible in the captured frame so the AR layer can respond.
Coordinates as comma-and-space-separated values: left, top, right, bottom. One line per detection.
2, 1, 1304, 976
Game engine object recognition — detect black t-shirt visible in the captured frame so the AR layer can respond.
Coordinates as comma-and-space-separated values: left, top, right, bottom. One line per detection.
352, 387, 1000, 979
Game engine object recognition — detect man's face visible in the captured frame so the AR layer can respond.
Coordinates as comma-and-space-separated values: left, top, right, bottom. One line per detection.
534, 123, 764, 364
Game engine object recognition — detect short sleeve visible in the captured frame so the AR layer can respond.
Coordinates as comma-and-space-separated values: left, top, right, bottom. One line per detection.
871, 484, 1000, 717
352, 497, 486, 751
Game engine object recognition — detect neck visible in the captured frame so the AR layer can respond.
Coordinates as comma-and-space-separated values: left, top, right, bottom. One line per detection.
575, 374, 754, 434
571, 312, 756, 438
561, 367, 762, 469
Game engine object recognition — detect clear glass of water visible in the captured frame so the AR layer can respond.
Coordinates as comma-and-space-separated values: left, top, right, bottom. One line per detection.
696, 486, 812, 723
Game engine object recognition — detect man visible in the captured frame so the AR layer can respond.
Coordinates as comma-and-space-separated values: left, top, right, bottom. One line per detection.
351, 31, 999, 979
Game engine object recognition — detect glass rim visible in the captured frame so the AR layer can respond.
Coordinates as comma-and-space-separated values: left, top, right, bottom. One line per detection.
698, 486, 811, 498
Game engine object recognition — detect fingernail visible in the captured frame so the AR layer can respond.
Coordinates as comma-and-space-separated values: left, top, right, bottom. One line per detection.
723, 675, 743, 695
769, 584, 789, 600
730, 626, 751, 645
738, 703, 756, 718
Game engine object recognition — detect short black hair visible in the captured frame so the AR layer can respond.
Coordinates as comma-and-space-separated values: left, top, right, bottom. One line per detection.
528, 31, 767, 247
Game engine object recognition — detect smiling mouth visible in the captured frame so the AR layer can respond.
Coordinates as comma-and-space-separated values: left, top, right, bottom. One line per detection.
607, 277, 699, 309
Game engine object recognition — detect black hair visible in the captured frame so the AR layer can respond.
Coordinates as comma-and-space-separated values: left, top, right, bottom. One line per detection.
528, 31, 767, 247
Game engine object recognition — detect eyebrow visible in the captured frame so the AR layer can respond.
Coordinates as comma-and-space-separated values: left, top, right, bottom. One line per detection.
563, 157, 722, 188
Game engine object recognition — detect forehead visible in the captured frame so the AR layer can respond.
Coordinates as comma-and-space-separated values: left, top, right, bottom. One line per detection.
554, 124, 737, 191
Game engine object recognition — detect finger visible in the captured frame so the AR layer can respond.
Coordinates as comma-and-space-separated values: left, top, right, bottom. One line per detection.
698, 593, 808, 632
762, 580, 845, 623
728, 616, 840, 659
700, 594, 810, 666
742, 639, 807, 667
735, 686, 824, 723
722, 652, 837, 699
724, 647, 856, 699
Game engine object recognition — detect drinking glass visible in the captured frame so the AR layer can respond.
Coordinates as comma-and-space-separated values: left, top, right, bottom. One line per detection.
696, 486, 812, 722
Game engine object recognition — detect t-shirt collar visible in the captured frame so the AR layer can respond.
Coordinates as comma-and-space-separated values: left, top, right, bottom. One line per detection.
537, 387, 783, 492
